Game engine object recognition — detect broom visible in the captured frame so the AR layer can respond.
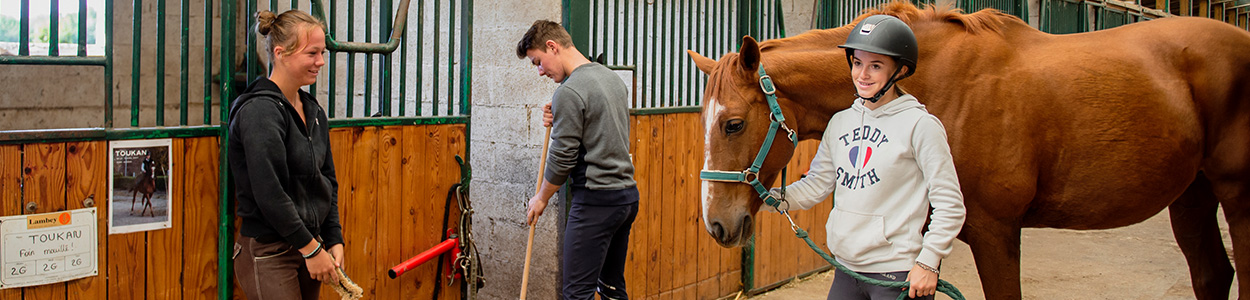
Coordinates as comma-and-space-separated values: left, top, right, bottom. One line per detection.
520, 127, 551, 300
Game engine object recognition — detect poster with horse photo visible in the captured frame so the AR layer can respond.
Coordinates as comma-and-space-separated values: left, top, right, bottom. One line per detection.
108, 139, 173, 234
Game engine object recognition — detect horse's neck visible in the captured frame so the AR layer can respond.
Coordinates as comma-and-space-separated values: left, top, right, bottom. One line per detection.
762, 51, 854, 140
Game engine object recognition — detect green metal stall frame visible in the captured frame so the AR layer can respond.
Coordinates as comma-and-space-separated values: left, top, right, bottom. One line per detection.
0, 0, 474, 299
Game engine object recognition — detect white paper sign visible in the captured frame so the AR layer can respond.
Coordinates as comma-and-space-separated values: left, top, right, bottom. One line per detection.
0, 208, 99, 289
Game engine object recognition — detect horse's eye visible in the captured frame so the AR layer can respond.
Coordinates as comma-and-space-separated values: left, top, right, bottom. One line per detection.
724, 119, 744, 134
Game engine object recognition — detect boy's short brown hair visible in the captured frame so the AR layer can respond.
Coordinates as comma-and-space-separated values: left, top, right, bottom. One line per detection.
516, 20, 573, 59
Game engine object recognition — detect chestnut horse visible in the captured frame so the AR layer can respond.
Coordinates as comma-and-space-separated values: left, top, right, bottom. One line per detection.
689, 2, 1250, 298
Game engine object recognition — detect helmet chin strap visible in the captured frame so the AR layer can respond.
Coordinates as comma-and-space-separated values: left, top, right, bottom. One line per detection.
856, 66, 905, 103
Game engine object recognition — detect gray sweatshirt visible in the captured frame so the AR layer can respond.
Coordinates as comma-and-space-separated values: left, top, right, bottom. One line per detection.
544, 63, 636, 195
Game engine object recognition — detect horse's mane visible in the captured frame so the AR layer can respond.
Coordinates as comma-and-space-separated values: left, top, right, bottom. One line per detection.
757, 1, 1020, 53
855, 0, 1015, 35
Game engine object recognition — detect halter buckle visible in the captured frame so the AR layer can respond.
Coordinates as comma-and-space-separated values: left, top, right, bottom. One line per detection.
759, 75, 777, 95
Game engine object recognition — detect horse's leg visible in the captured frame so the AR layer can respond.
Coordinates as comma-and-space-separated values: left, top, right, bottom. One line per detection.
131, 188, 138, 214
1169, 174, 1234, 299
965, 218, 1024, 299
1211, 178, 1250, 299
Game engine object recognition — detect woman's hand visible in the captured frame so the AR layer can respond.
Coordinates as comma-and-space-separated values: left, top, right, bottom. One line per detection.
301, 241, 339, 283
328, 244, 345, 267
905, 263, 939, 298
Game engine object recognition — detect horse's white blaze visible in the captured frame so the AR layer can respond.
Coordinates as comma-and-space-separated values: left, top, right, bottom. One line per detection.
701, 97, 726, 229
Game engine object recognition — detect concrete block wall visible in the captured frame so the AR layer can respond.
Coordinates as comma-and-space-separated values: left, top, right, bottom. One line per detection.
469, 1, 564, 299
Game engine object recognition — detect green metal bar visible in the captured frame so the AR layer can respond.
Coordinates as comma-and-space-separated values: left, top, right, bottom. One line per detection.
271, 0, 277, 11
365, 0, 373, 117
218, 0, 237, 298
0, 126, 223, 145
158, 0, 166, 126
417, 0, 423, 116
614, 0, 619, 65
180, 0, 188, 125
701, 0, 707, 105
629, 106, 701, 115
347, 0, 355, 117
649, 0, 654, 107
382, 0, 393, 117
20, 0, 29, 56
247, 0, 256, 82
132, 0, 143, 127
50, 0, 60, 56
328, 116, 470, 127
447, 0, 455, 116
565, 0, 589, 57
77, 0, 86, 56
294, 0, 299, 9
325, 0, 336, 118
399, 30, 406, 116
204, 0, 213, 125
632, 0, 638, 107
460, 0, 472, 116
773, 0, 787, 37
592, 0, 598, 58
433, 0, 440, 116
106, 0, 115, 128
0, 56, 107, 65
667, 0, 673, 107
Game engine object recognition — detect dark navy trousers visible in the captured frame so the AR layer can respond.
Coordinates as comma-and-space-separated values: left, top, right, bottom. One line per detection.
562, 187, 639, 300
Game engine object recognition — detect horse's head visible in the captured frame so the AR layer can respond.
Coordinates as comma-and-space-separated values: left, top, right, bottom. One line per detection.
689, 36, 800, 247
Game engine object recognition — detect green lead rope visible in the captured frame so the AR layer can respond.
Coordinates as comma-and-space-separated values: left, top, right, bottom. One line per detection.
788, 215, 966, 300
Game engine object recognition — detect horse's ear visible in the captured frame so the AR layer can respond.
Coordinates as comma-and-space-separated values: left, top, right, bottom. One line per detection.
687, 50, 715, 75
739, 36, 761, 72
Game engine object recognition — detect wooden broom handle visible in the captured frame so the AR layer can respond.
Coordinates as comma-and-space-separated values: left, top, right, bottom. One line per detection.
520, 128, 550, 300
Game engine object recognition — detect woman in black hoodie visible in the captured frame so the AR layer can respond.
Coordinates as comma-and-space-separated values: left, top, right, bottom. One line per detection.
228, 9, 342, 299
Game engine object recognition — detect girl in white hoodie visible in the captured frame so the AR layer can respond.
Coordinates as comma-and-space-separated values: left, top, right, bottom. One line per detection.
768, 15, 966, 300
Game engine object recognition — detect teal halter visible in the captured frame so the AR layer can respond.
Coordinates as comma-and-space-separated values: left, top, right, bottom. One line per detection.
699, 65, 797, 209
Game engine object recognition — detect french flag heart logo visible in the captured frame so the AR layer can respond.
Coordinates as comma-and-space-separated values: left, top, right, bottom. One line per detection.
849, 146, 873, 168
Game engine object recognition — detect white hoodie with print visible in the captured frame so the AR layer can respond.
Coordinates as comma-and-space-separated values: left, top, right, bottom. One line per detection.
779, 94, 965, 273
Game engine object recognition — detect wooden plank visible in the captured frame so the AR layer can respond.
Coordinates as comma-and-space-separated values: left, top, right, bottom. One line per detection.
375, 126, 405, 300
182, 137, 219, 300
346, 127, 379, 299
324, 127, 355, 299
23, 143, 68, 300
1, 145, 23, 300
690, 112, 719, 300
399, 125, 434, 298
65, 141, 108, 300
625, 115, 649, 298
660, 115, 677, 296
650, 114, 670, 297
421, 125, 466, 300
108, 231, 146, 300
679, 113, 699, 296
443, 125, 467, 300
147, 139, 184, 299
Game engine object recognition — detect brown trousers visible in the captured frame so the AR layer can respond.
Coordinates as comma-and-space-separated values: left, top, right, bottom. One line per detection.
234, 236, 321, 300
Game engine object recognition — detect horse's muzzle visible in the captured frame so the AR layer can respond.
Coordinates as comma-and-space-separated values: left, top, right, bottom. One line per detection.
709, 214, 753, 247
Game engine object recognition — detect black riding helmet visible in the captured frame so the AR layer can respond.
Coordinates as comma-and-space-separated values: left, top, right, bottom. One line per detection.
838, 15, 918, 103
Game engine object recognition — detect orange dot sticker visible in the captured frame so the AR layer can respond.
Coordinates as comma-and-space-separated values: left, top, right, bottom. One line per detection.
58, 212, 71, 225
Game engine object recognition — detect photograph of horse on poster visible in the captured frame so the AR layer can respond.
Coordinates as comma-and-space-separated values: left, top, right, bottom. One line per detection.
108, 139, 173, 234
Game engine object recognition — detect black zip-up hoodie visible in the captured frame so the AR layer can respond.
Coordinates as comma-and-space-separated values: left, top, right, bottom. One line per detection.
228, 77, 343, 248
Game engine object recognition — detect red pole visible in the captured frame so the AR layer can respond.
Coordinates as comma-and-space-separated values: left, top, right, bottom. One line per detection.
389, 238, 458, 279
